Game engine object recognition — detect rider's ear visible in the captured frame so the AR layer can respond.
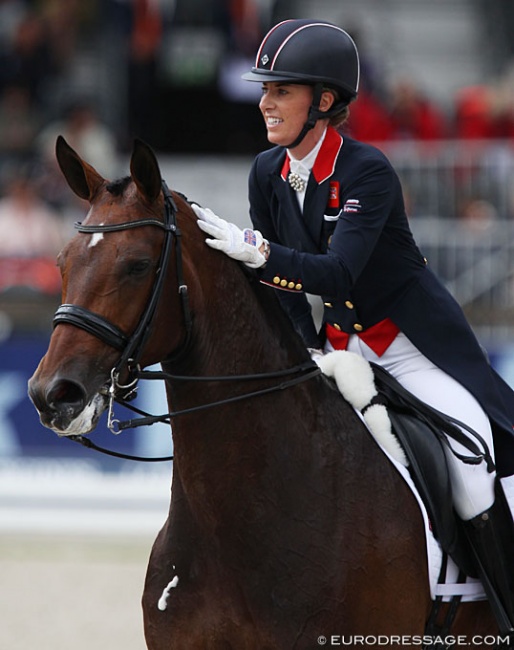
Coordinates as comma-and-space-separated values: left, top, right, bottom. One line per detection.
319, 90, 336, 114
130, 139, 162, 204
55, 135, 105, 202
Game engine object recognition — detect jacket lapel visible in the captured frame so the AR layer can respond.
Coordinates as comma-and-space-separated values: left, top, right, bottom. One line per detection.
303, 177, 330, 243
269, 128, 344, 252
312, 127, 343, 185
269, 173, 320, 253
304, 128, 344, 243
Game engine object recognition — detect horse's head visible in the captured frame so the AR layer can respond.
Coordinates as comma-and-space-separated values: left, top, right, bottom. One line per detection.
28, 136, 200, 436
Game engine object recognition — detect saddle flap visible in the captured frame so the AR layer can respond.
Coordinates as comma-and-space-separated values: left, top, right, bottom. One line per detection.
372, 365, 476, 576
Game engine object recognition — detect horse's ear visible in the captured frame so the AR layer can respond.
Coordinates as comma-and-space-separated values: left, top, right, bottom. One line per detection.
55, 135, 105, 202
130, 139, 162, 204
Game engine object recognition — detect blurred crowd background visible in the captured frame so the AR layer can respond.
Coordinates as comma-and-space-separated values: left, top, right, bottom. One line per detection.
2, 0, 514, 342
0, 0, 514, 306
2, 8, 514, 637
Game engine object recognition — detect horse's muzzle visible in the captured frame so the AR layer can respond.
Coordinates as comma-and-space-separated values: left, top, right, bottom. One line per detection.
28, 376, 108, 436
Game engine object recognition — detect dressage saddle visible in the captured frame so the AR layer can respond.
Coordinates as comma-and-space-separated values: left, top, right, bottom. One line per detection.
370, 364, 514, 636
369, 363, 492, 577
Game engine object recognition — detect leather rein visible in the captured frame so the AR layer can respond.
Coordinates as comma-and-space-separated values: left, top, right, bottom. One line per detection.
53, 181, 320, 462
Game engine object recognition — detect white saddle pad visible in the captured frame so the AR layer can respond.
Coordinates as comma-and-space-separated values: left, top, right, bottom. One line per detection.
318, 350, 485, 602
379, 437, 485, 602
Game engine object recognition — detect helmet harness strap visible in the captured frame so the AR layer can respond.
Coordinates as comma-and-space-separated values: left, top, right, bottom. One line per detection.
284, 82, 349, 149
284, 82, 324, 149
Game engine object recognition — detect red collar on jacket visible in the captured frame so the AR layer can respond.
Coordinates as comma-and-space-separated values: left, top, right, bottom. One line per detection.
280, 127, 343, 185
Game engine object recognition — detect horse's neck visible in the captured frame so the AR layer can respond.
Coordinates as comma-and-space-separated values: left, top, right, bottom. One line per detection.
171, 266, 305, 379
158, 263, 377, 539
162, 263, 312, 452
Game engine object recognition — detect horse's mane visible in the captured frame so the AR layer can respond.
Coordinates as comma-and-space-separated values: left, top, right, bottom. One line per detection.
176, 192, 311, 363
240, 265, 312, 362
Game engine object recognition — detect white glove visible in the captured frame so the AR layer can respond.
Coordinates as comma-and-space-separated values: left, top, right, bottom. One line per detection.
308, 348, 325, 367
192, 204, 266, 269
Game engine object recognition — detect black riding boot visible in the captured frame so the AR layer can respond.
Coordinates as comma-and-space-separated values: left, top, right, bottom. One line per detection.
463, 489, 514, 637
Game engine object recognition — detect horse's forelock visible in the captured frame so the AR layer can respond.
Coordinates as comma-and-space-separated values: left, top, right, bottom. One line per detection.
106, 177, 132, 197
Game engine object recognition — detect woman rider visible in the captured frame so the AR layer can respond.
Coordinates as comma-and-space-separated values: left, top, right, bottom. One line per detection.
192, 19, 514, 632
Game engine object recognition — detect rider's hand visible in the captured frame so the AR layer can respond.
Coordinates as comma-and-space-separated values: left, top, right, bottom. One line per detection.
192, 204, 266, 269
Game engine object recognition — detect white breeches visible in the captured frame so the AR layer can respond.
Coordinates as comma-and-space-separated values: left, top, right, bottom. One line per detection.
326, 332, 496, 520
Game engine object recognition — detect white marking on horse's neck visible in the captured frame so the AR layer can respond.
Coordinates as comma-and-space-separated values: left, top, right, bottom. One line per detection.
157, 572, 179, 611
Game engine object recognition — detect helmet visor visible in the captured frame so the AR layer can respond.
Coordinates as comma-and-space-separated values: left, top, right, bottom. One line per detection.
241, 68, 314, 84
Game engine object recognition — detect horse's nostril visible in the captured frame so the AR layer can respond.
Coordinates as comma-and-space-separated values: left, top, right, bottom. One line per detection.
46, 379, 87, 414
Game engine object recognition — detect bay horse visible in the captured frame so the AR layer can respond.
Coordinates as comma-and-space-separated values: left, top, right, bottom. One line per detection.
28, 137, 500, 649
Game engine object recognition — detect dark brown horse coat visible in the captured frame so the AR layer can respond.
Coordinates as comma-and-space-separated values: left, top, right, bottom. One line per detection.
28, 138, 498, 649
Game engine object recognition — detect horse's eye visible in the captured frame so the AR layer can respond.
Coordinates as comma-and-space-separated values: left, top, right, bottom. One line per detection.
128, 259, 152, 276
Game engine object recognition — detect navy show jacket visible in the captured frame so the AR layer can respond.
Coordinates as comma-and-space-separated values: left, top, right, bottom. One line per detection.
248, 127, 514, 476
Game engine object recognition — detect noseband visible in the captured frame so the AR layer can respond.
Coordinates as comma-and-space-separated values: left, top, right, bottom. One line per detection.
53, 181, 192, 387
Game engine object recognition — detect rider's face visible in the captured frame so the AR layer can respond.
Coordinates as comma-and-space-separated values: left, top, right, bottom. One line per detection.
259, 82, 333, 156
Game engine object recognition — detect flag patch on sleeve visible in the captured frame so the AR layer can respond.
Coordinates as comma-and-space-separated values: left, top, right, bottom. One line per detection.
343, 199, 362, 213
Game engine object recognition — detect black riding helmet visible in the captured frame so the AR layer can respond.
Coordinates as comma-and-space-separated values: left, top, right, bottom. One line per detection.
242, 19, 360, 148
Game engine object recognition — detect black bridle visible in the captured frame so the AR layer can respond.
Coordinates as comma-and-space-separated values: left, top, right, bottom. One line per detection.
53, 180, 321, 461
54, 181, 192, 382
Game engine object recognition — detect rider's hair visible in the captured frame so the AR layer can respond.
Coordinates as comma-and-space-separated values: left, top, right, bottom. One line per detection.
323, 86, 350, 129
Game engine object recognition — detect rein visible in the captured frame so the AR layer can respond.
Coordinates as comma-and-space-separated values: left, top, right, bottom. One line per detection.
110, 361, 320, 432
53, 180, 321, 462
68, 362, 321, 462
